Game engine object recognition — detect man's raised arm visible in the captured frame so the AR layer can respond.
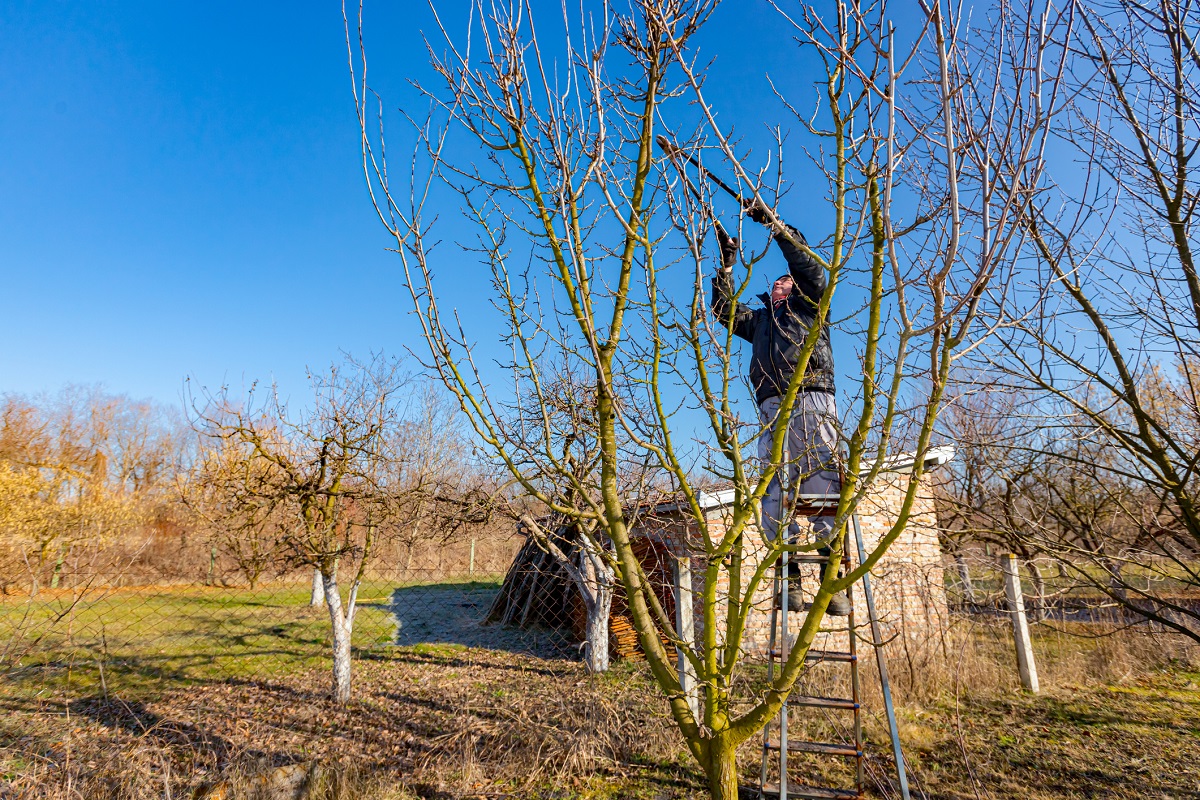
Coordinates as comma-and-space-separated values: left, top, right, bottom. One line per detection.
711, 222, 756, 342
745, 201, 827, 302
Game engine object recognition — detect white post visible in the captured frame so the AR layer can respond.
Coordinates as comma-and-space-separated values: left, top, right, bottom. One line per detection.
1002, 554, 1039, 693
469, 538, 477, 576
673, 555, 699, 720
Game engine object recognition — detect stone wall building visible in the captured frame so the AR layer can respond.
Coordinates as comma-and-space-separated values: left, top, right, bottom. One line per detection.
490, 447, 954, 669
629, 446, 954, 664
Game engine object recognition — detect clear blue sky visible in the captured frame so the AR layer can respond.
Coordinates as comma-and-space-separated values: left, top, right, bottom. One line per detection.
0, 1, 927, 411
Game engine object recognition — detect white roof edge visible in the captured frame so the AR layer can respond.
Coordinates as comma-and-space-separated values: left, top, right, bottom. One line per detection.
678, 444, 956, 513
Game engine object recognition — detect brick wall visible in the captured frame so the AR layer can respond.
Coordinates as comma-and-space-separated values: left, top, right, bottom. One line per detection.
632, 472, 948, 663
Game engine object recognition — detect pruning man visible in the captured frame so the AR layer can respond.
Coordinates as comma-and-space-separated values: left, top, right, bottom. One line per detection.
711, 201, 851, 616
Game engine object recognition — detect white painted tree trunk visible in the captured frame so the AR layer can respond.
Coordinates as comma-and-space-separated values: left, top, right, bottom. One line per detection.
518, 516, 615, 673
577, 541, 613, 674
309, 567, 325, 606
582, 591, 611, 673
320, 562, 355, 704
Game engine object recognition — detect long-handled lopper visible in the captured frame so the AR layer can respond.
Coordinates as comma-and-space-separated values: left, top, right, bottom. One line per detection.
655, 134, 744, 242
655, 135, 746, 205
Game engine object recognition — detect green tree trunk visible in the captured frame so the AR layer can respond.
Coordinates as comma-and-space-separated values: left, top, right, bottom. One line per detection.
703, 736, 740, 800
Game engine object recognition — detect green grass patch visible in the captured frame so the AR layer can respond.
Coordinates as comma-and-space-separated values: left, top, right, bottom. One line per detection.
0, 578, 501, 696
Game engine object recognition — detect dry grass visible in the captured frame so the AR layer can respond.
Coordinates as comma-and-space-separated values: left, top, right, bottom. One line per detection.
0, 645, 692, 799
769, 617, 1200, 798
2, 610, 1198, 799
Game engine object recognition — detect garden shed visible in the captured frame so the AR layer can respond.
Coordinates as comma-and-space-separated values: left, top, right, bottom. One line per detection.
488, 446, 954, 661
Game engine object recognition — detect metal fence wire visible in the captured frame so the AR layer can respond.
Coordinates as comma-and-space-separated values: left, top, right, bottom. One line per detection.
4, 524, 1195, 695
0, 530, 591, 690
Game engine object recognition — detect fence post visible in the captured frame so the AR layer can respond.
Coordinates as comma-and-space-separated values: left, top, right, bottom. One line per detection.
673, 555, 699, 720
1001, 553, 1039, 693
469, 538, 476, 576
953, 553, 977, 605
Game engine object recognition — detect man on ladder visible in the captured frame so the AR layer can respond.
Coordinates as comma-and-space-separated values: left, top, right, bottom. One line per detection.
710, 198, 911, 800
711, 200, 851, 616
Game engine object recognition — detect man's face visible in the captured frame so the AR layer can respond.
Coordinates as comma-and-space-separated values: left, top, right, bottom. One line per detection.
771, 276, 794, 303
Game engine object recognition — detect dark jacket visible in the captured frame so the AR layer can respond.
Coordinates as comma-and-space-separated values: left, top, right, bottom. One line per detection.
711, 224, 835, 403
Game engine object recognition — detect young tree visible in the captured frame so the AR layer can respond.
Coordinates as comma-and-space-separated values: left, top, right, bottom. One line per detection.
0, 463, 129, 595
980, 0, 1200, 639
388, 382, 494, 573
933, 386, 1058, 614
181, 438, 288, 590
194, 356, 409, 703
504, 371, 627, 674
349, 1, 1067, 795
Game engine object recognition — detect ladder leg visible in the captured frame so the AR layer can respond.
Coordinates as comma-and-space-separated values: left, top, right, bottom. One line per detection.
760, 568, 780, 794
779, 439, 791, 800
844, 534, 864, 793
779, 549, 789, 800
851, 513, 911, 800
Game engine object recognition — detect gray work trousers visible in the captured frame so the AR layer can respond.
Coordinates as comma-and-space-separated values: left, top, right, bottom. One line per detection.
757, 392, 841, 543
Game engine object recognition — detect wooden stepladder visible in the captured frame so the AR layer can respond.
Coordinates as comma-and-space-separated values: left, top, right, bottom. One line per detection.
758, 495, 911, 800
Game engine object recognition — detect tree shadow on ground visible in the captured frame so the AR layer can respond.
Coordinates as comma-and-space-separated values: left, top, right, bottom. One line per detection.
68, 695, 284, 767
380, 583, 578, 660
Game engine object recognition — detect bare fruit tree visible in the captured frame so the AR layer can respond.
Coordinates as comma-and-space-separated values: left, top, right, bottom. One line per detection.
388, 382, 494, 574
509, 370, 625, 674
182, 437, 288, 591
348, 0, 1067, 795
193, 355, 410, 704
933, 386, 1057, 615
975, 0, 1200, 641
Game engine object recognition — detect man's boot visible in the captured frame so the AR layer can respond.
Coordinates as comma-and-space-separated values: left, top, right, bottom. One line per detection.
775, 558, 804, 612
816, 544, 852, 617
777, 589, 806, 613
825, 592, 852, 616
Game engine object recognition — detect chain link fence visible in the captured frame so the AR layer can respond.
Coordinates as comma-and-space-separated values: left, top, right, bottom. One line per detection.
5, 516, 1199, 800
0, 528, 596, 695
8, 532, 1199, 683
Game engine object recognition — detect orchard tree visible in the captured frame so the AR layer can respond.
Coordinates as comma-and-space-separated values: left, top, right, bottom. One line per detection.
182, 438, 288, 590
0, 389, 174, 592
979, 0, 1200, 640
388, 382, 494, 573
194, 355, 409, 704
349, 0, 1069, 795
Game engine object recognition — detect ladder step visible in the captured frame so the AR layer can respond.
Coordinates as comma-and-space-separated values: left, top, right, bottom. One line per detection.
759, 784, 860, 799
783, 554, 831, 564
769, 650, 857, 663
789, 694, 859, 710
722, 695, 859, 710
764, 740, 862, 757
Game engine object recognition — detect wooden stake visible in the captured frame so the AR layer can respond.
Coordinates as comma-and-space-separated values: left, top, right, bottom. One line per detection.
673, 555, 699, 720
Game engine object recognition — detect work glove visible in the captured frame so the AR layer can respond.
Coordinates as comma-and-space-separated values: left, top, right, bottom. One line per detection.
715, 222, 738, 271
742, 197, 773, 225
